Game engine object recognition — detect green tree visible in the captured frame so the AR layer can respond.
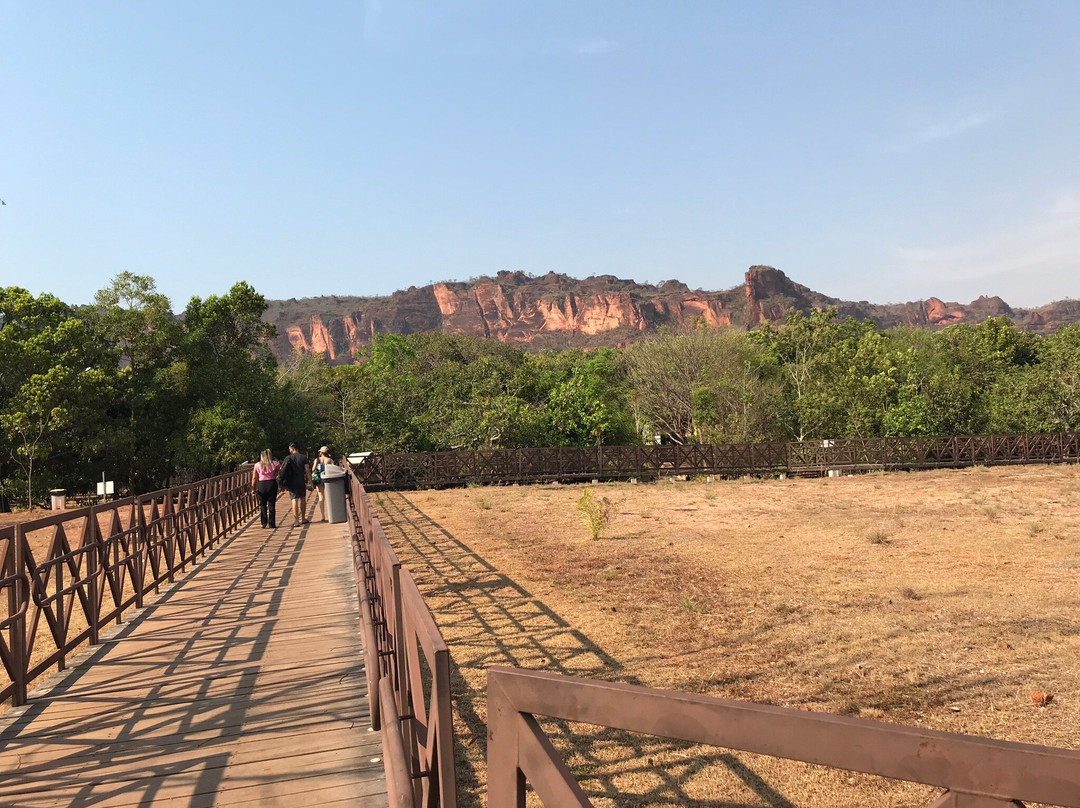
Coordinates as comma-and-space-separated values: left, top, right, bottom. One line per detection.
0, 288, 114, 505
749, 309, 877, 441
89, 273, 185, 489
543, 348, 635, 446
987, 325, 1079, 433
178, 282, 282, 473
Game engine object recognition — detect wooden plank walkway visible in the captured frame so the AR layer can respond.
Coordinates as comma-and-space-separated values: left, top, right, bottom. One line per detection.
0, 499, 387, 808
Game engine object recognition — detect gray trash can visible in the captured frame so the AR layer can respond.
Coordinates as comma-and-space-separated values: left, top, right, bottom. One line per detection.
321, 464, 349, 524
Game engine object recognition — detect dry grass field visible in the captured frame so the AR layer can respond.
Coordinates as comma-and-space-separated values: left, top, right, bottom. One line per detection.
373, 464, 1080, 807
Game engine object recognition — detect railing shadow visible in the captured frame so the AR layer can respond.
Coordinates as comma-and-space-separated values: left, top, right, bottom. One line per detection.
374, 490, 802, 808
0, 505, 356, 807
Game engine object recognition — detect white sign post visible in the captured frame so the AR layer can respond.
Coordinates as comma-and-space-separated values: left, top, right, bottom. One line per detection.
96, 473, 115, 499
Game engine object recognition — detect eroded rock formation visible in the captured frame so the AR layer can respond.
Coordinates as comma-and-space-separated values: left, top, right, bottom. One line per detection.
265, 267, 1077, 363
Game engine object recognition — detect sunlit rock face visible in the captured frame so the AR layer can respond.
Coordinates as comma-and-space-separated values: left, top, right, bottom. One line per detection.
265, 267, 1075, 364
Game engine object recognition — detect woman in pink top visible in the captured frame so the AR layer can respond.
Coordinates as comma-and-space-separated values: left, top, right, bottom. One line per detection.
251, 449, 281, 529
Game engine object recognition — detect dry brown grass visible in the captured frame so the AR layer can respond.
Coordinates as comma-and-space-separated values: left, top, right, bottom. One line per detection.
373, 464, 1080, 807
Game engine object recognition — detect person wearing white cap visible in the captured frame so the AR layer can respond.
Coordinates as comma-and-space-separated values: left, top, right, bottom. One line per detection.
311, 445, 332, 522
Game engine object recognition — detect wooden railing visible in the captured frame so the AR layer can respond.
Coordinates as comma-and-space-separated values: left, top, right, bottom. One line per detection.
352, 432, 1080, 490
487, 667, 1080, 807
1, 468, 256, 707
346, 463, 457, 808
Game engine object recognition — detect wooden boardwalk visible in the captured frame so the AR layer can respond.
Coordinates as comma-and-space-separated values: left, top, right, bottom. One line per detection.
0, 500, 387, 808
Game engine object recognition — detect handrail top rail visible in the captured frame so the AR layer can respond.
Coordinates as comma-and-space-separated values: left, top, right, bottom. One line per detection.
488, 666, 1080, 806
489, 666, 1080, 761
400, 571, 450, 656
11, 467, 250, 532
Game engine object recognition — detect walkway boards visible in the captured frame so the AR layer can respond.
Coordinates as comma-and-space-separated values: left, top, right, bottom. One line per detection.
0, 503, 387, 808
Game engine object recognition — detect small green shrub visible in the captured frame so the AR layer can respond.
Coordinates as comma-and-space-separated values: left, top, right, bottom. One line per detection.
679, 596, 707, 613
1028, 521, 1044, 536
577, 487, 613, 540
474, 496, 492, 510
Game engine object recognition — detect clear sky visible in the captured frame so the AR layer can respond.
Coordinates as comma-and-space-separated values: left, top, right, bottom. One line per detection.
2, 1, 1078, 310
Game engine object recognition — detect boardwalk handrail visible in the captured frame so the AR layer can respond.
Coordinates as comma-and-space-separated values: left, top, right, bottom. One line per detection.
487, 667, 1080, 807
346, 462, 457, 808
352, 432, 1080, 490
1, 467, 257, 707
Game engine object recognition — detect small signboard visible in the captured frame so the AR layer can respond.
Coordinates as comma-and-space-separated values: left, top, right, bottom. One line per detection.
96, 480, 115, 497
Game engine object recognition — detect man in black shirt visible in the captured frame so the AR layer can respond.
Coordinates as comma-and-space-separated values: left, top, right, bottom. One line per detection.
279, 443, 311, 526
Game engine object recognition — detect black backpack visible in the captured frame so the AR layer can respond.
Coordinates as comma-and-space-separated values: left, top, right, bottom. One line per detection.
277, 458, 293, 487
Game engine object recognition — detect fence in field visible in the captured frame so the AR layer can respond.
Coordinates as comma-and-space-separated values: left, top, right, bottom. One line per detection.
486, 667, 1080, 807
0, 468, 256, 707
346, 462, 457, 808
352, 432, 1080, 490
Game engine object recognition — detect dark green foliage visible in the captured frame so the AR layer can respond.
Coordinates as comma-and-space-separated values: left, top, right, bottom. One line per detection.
335, 334, 637, 452
0, 288, 116, 505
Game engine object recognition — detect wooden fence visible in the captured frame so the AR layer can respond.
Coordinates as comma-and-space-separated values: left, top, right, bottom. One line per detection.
1, 468, 256, 707
488, 667, 1080, 807
352, 432, 1080, 490
346, 463, 457, 808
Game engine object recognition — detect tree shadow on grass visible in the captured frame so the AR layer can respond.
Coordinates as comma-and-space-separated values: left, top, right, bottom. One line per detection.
375, 491, 803, 808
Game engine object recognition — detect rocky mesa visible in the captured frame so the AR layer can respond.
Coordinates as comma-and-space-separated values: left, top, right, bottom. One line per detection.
264, 267, 1079, 364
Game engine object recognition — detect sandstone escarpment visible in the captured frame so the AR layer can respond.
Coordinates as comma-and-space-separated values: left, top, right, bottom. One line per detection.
265, 267, 1078, 363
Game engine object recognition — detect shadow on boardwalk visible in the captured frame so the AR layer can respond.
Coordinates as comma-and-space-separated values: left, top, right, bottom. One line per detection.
0, 504, 383, 808
375, 491, 798, 808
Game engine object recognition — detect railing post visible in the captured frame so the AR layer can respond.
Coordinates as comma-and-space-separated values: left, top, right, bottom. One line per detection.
392, 564, 407, 713
86, 504, 101, 645
11, 525, 28, 707
487, 671, 526, 808
135, 497, 147, 609
166, 490, 177, 584
55, 526, 67, 671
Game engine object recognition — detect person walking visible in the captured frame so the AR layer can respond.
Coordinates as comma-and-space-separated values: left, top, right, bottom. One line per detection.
251, 449, 280, 529
311, 446, 333, 522
278, 443, 311, 526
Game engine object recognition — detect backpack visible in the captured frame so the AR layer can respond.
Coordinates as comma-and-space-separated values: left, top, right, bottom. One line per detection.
277, 459, 293, 487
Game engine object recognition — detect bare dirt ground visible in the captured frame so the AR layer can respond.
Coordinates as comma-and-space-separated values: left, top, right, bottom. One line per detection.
0, 509, 54, 528
373, 464, 1080, 808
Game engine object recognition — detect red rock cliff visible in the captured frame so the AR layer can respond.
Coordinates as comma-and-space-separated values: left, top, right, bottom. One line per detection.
265, 268, 1076, 363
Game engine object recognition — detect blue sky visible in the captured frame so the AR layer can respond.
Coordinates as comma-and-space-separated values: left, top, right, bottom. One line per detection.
2, 1, 1078, 310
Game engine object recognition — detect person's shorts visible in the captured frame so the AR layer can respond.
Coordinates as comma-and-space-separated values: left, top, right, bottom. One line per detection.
287, 484, 306, 499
